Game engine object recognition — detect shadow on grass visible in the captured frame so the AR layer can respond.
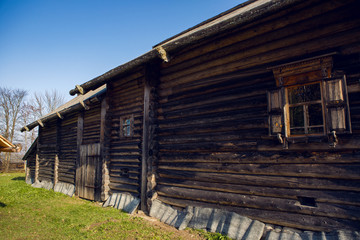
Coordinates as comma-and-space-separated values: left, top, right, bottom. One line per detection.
11, 176, 25, 181
0, 202, 6, 207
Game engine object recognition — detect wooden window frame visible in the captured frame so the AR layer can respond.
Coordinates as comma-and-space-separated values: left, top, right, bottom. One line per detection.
120, 115, 134, 138
268, 54, 351, 144
284, 81, 326, 137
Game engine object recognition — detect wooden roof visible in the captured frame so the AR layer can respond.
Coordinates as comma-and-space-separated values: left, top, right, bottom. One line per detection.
0, 135, 20, 153
21, 85, 106, 132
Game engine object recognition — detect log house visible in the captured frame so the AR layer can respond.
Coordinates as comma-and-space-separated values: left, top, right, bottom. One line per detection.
23, 0, 360, 231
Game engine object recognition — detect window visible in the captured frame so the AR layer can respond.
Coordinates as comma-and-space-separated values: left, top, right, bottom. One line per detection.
286, 82, 324, 136
120, 115, 134, 137
268, 55, 351, 141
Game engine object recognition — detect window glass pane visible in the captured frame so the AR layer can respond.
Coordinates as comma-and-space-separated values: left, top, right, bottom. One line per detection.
304, 83, 321, 102
288, 86, 305, 104
288, 83, 321, 104
290, 128, 305, 135
121, 116, 132, 137
290, 106, 304, 128
308, 103, 323, 126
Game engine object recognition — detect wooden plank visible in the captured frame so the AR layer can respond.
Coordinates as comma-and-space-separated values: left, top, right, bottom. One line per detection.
158, 169, 360, 192
158, 151, 360, 164
157, 163, 360, 180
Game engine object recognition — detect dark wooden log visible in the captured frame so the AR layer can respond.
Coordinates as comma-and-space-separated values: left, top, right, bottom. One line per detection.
158, 169, 360, 192
158, 162, 360, 180
156, 185, 360, 220
157, 177, 360, 207
157, 196, 360, 231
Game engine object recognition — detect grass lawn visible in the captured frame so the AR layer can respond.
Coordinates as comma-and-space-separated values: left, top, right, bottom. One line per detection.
0, 172, 221, 240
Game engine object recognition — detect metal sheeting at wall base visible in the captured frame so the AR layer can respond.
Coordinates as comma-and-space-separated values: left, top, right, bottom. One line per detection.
31, 181, 53, 190
149, 200, 360, 240
54, 182, 75, 197
149, 199, 193, 230
30, 180, 76, 197
26, 177, 34, 185
187, 206, 265, 240
266, 229, 360, 240
103, 193, 140, 214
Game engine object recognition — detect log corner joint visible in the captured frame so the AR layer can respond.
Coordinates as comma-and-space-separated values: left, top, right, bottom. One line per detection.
56, 112, 63, 119
37, 119, 44, 128
155, 46, 170, 62
75, 85, 84, 95
22, 126, 29, 132
80, 100, 89, 110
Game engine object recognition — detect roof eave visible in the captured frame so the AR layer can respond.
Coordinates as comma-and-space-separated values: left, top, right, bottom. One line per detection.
21, 86, 106, 132
69, 0, 302, 96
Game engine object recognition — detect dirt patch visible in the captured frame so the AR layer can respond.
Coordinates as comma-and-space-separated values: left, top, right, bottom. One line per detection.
133, 211, 205, 240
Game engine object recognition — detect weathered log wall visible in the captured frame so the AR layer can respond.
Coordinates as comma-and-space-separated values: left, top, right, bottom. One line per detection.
35, 100, 103, 187
83, 102, 101, 145
58, 112, 78, 184
107, 69, 144, 197
26, 154, 36, 179
37, 119, 57, 182
155, 0, 360, 231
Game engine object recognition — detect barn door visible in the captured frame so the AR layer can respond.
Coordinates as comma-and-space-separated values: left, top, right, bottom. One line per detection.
77, 143, 101, 201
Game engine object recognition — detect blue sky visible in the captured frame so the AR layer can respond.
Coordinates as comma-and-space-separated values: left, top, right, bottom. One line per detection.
0, 0, 245, 101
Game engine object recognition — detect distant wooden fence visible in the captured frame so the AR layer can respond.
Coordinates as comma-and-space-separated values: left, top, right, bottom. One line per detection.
0, 162, 24, 172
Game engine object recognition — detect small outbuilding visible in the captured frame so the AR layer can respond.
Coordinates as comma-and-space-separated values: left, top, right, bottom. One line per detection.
22, 85, 107, 201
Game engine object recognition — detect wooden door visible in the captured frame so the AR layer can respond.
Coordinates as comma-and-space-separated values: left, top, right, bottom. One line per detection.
77, 143, 101, 201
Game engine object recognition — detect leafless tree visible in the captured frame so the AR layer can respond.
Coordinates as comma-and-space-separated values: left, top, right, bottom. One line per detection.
19, 102, 38, 154
0, 87, 27, 172
32, 89, 65, 118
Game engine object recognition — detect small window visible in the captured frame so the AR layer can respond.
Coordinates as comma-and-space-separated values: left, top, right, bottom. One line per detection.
120, 115, 134, 137
286, 82, 324, 136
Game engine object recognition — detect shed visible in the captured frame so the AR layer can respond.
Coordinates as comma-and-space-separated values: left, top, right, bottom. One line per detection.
22, 85, 107, 201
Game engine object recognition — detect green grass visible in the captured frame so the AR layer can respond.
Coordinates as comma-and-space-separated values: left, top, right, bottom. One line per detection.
0, 173, 187, 239
0, 173, 230, 240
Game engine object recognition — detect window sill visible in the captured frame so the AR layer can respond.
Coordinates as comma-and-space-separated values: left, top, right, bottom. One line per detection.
286, 135, 327, 144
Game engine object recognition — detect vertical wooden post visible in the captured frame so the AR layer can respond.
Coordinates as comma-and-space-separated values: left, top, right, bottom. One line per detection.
100, 97, 110, 201
75, 112, 84, 195
141, 79, 150, 211
35, 128, 40, 182
54, 119, 61, 185
54, 155, 59, 185
35, 154, 39, 183
141, 63, 160, 211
